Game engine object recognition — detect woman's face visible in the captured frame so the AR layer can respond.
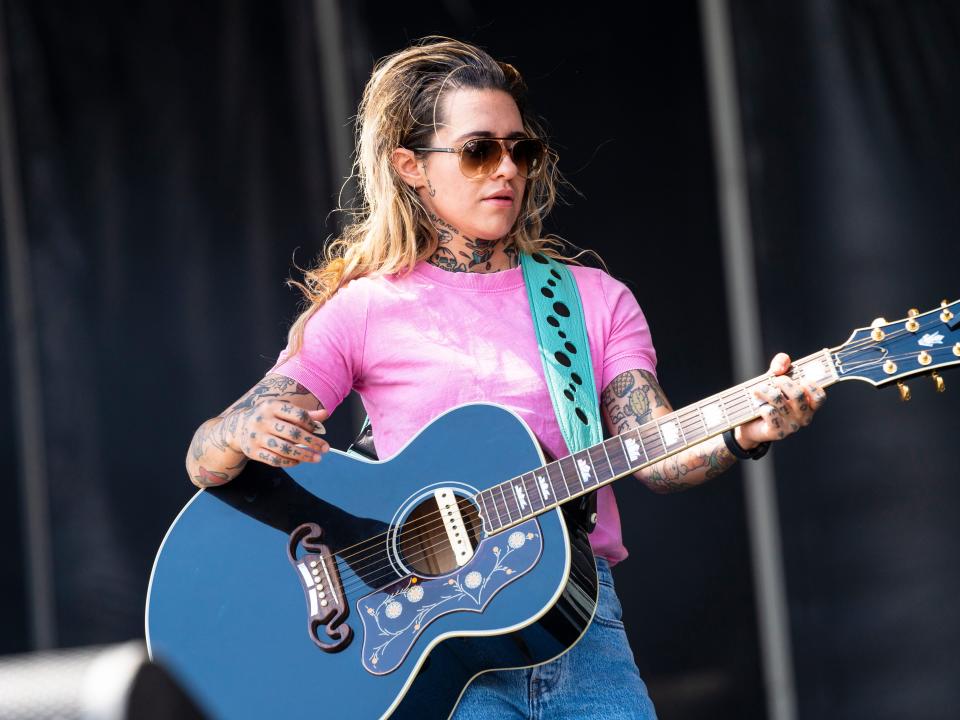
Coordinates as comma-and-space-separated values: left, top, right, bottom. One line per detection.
416, 88, 527, 242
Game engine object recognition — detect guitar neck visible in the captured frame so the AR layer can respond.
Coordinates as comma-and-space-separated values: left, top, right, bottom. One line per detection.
476, 348, 840, 533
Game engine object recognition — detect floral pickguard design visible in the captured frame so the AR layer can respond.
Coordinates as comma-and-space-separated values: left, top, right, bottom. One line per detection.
358, 520, 542, 675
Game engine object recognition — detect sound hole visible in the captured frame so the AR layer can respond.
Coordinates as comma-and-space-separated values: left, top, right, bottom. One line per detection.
398, 494, 482, 577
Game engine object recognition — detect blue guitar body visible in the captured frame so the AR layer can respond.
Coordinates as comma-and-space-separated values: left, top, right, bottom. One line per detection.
147, 403, 599, 719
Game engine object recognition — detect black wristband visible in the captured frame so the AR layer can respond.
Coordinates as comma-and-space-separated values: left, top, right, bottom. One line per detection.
723, 429, 770, 460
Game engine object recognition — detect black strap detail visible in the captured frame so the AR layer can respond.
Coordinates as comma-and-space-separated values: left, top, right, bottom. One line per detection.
723, 429, 770, 460
346, 420, 378, 461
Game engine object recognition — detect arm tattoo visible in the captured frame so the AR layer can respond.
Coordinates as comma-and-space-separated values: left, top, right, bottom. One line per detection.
601, 369, 736, 493
193, 465, 229, 488
645, 438, 736, 493
601, 369, 672, 434
190, 375, 319, 466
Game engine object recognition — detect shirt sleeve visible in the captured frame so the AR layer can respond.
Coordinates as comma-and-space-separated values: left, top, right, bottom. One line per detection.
266, 279, 369, 415
599, 271, 658, 390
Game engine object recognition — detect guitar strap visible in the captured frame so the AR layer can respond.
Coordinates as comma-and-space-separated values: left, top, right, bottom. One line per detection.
519, 250, 602, 531
347, 252, 604, 531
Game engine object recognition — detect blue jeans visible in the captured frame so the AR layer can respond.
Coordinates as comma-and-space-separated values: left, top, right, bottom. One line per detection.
453, 557, 658, 719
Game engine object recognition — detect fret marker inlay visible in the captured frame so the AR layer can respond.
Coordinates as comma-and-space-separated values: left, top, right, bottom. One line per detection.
660, 420, 680, 446
576, 458, 592, 483
702, 403, 724, 428
624, 438, 642, 462
537, 474, 550, 500
513, 484, 528, 511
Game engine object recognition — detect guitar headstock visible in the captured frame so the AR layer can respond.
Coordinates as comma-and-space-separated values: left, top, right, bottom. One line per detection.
832, 299, 960, 396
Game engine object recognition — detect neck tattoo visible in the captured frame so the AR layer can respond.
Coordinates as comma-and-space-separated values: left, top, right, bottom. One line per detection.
425, 212, 518, 273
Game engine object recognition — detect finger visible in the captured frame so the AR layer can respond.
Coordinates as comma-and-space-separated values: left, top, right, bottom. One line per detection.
805, 382, 826, 410
262, 434, 323, 463
781, 378, 808, 413
754, 383, 786, 411
768, 352, 792, 376
760, 403, 785, 440
267, 414, 329, 453
254, 448, 299, 468
276, 402, 322, 434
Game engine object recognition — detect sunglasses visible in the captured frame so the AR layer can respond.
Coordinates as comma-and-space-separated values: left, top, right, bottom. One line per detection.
410, 137, 547, 179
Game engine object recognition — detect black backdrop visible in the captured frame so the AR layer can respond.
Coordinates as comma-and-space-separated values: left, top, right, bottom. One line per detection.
2, 1, 958, 718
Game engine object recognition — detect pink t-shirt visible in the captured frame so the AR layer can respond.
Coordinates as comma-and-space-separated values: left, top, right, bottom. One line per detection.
269, 259, 657, 565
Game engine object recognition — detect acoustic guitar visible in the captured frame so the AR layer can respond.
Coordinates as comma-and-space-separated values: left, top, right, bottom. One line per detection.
146, 300, 959, 719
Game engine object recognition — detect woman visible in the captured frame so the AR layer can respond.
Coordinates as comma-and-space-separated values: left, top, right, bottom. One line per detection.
186, 36, 825, 718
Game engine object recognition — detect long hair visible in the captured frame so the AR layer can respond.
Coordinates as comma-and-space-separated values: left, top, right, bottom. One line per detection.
285, 36, 595, 355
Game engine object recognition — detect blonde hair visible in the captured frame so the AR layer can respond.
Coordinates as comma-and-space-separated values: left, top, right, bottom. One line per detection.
285, 36, 599, 355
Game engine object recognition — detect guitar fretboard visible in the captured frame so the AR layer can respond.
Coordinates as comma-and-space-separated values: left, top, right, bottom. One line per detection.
476, 349, 838, 533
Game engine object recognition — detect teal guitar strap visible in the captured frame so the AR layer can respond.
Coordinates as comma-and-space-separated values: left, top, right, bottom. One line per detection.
519, 251, 603, 454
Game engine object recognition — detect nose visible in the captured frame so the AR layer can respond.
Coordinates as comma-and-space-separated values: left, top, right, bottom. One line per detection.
491, 142, 520, 179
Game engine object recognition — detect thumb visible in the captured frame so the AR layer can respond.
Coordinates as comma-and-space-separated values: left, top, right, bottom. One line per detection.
307, 407, 328, 434
768, 352, 791, 376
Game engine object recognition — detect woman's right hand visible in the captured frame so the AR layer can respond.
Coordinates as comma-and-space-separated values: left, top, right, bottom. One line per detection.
225, 403, 331, 468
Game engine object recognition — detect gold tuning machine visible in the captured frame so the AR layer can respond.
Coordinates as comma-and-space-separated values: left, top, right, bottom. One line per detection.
897, 381, 911, 402
932, 371, 945, 393
871, 317, 887, 341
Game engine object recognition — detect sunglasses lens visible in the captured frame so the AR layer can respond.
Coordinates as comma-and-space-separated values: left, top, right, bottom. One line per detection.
460, 139, 502, 178
510, 139, 545, 178
459, 139, 547, 178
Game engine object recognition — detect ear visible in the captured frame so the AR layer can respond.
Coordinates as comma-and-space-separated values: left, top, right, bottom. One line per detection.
391, 147, 425, 190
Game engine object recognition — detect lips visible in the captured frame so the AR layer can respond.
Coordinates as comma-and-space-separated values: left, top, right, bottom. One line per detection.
483, 189, 515, 201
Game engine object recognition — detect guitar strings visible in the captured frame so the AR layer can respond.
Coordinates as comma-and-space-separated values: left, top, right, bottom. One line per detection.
318, 322, 957, 597
327, 371, 790, 582
327, 356, 808, 575
322, 347, 836, 567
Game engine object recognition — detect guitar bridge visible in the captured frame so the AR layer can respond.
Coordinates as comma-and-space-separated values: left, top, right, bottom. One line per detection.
287, 523, 352, 653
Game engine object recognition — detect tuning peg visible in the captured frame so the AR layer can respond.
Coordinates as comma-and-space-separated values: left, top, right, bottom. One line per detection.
897, 381, 911, 402
871, 317, 887, 341
932, 372, 945, 393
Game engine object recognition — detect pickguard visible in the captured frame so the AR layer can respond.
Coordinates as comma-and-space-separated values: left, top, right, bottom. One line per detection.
358, 519, 542, 675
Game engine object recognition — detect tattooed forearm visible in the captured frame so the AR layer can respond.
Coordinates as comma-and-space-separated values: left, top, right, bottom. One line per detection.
186, 374, 321, 488
193, 465, 229, 488
641, 435, 737, 493
601, 369, 737, 493
224, 376, 316, 415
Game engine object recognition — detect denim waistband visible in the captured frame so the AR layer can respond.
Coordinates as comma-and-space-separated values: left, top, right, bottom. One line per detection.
595, 555, 614, 585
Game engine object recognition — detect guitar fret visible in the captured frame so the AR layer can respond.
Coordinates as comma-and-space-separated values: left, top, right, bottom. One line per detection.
584, 448, 602, 486
488, 485, 510, 527
572, 450, 596, 489
619, 429, 648, 469
600, 441, 616, 478
510, 477, 530, 517
656, 414, 685, 453
522, 471, 545, 512
587, 443, 613, 485
639, 424, 664, 461
679, 407, 707, 443
558, 456, 582, 496
698, 395, 729, 433
533, 468, 553, 504
479, 490, 498, 532
607, 436, 633, 475
546, 461, 571, 501
498, 484, 517, 524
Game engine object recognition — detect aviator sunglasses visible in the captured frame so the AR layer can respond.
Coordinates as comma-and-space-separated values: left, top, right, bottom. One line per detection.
410, 137, 547, 179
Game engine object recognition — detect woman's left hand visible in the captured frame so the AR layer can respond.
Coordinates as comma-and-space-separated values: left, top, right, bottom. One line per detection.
736, 352, 826, 449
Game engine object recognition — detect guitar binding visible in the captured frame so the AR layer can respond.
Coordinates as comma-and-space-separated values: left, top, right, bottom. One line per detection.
287, 522, 353, 653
